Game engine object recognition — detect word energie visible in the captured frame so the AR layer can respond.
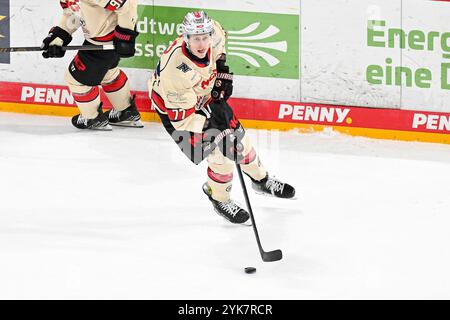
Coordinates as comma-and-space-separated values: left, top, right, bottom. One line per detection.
366, 20, 450, 90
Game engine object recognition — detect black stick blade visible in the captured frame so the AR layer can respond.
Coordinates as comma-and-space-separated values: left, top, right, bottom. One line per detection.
262, 249, 283, 262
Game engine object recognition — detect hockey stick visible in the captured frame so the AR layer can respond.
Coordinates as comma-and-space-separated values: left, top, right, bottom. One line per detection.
235, 162, 283, 262
0, 44, 115, 53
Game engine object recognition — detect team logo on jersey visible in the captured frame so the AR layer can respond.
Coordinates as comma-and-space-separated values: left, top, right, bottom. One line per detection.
201, 69, 217, 90
226, 22, 287, 68
0, 0, 10, 64
176, 62, 192, 73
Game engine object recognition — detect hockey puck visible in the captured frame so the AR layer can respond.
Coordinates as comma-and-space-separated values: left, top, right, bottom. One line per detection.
244, 267, 256, 274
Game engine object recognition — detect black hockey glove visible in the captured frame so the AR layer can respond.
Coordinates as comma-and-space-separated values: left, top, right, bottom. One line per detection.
113, 25, 139, 58
201, 100, 237, 132
211, 59, 233, 101
41, 26, 72, 59
201, 100, 245, 162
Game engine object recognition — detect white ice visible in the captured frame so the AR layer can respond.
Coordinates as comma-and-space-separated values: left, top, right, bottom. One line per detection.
0, 112, 449, 299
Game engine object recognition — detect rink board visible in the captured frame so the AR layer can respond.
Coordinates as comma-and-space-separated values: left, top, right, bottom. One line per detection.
2, 1, 450, 113
0, 81, 448, 145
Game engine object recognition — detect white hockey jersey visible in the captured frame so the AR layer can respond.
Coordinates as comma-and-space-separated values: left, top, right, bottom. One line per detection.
149, 20, 227, 133
58, 0, 138, 45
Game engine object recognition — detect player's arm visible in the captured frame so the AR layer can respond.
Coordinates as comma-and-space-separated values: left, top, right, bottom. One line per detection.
209, 20, 234, 101
211, 54, 233, 101
58, 1, 82, 34
41, 0, 78, 59
160, 84, 245, 162
211, 20, 227, 60
100, 0, 139, 57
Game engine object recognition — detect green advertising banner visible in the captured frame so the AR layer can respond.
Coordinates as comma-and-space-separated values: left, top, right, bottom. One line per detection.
120, 5, 299, 79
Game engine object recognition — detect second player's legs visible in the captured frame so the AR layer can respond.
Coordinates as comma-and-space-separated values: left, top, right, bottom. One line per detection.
65, 42, 135, 129
66, 46, 119, 118
101, 67, 143, 127
101, 67, 132, 112
65, 69, 101, 119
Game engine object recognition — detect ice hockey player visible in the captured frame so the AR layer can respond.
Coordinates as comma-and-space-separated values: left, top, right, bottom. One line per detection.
41, 0, 143, 130
149, 11, 295, 224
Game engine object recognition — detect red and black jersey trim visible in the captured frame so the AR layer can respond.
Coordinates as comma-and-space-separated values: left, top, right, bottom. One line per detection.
207, 168, 233, 184
181, 42, 211, 68
151, 90, 196, 122
151, 90, 165, 110
159, 46, 182, 74
102, 70, 128, 93
240, 148, 257, 165
60, 0, 79, 9
72, 86, 100, 103
91, 30, 115, 42
104, 0, 127, 11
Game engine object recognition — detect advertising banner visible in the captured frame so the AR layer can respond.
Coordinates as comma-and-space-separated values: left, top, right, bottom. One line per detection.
0, 0, 448, 145
122, 5, 299, 80
1, 81, 448, 144
301, 0, 402, 109
0, 0, 300, 101
301, 0, 450, 113
400, 0, 450, 111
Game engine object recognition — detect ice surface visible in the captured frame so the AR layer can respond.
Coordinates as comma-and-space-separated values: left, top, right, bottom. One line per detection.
0, 112, 449, 299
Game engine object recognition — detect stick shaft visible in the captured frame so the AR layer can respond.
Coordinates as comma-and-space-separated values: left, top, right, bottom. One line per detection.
236, 160, 282, 262
235, 163, 266, 256
0, 44, 115, 53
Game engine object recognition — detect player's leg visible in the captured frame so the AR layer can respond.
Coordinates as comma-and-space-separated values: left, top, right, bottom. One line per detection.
204, 99, 296, 199
66, 45, 119, 130
102, 67, 143, 128
238, 134, 267, 182
65, 68, 110, 130
238, 134, 296, 199
151, 101, 248, 223
204, 148, 250, 224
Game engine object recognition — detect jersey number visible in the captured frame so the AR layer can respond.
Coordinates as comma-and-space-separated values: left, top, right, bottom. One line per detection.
105, 0, 126, 11
172, 109, 186, 121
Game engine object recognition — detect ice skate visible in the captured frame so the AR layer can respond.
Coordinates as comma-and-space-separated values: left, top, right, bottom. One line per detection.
251, 174, 296, 199
71, 104, 112, 131
202, 183, 250, 224
105, 96, 144, 128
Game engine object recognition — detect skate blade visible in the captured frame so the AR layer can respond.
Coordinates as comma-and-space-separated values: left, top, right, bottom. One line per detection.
222, 216, 252, 226
214, 209, 252, 226
110, 120, 144, 128
90, 124, 113, 131
253, 190, 298, 200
